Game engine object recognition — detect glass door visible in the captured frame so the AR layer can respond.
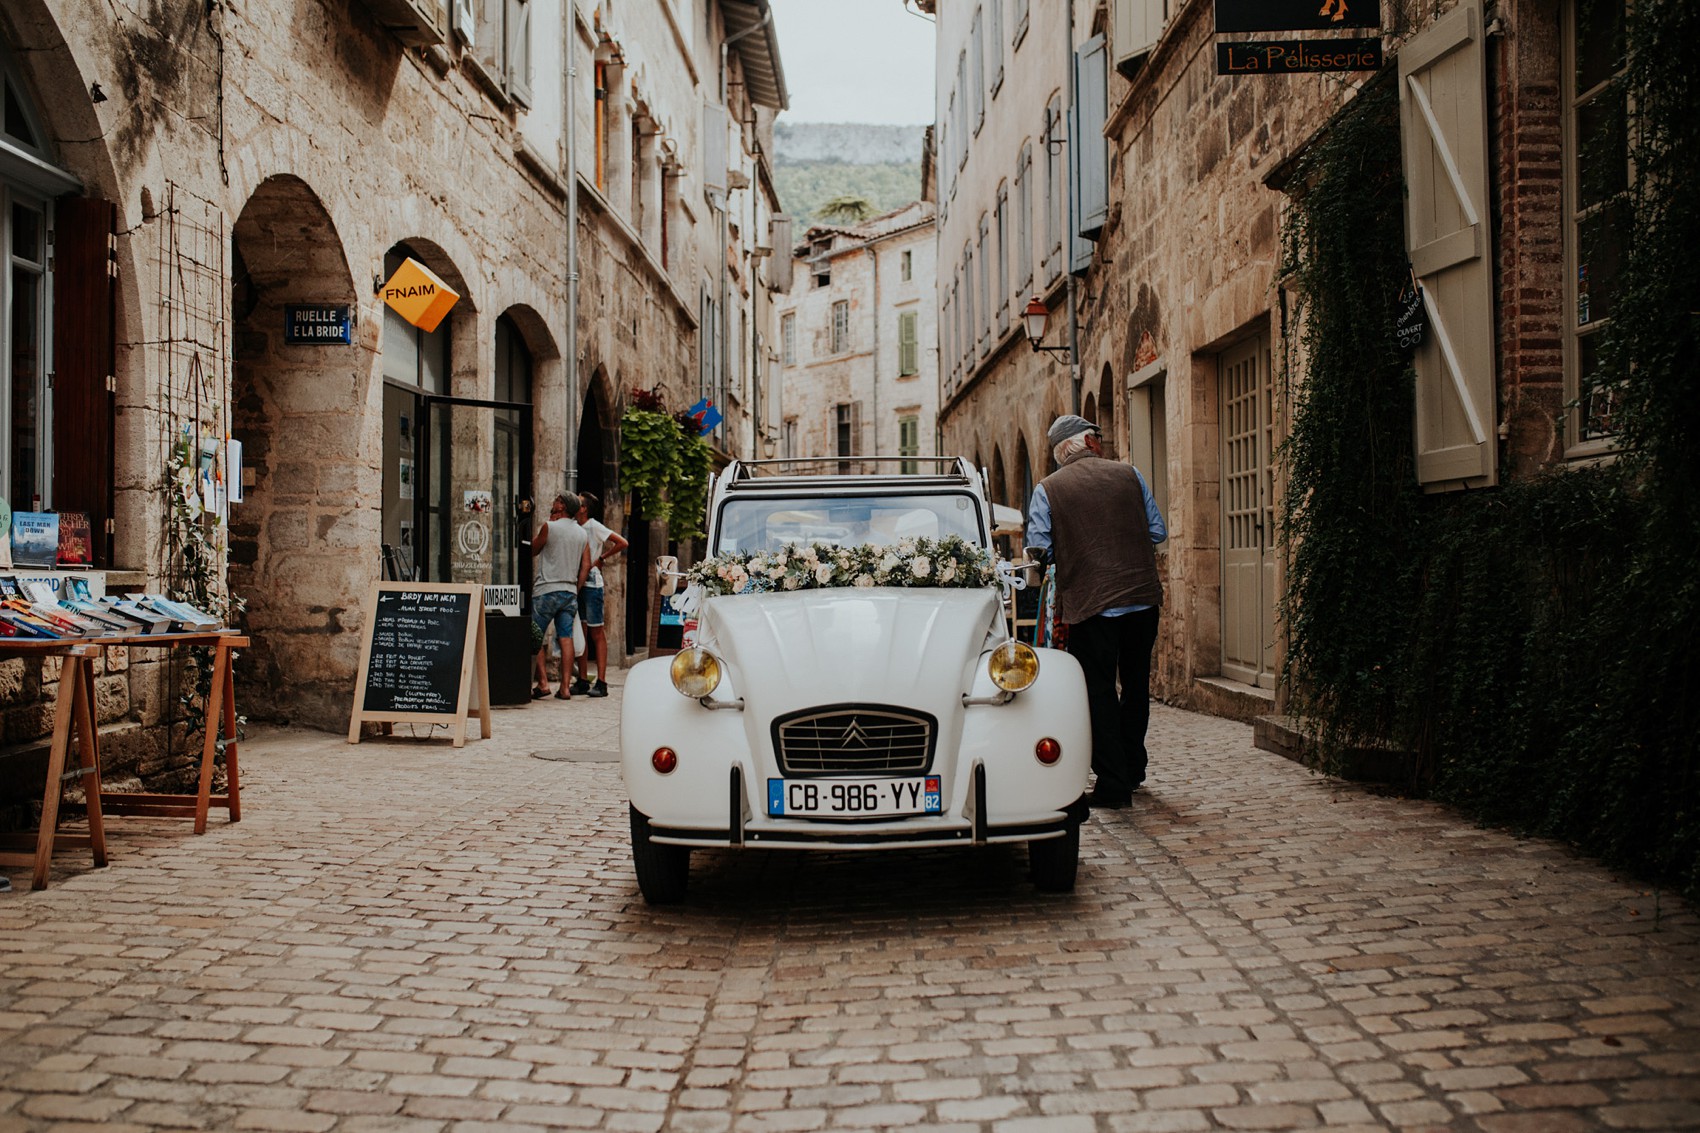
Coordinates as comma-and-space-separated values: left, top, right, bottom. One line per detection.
418, 395, 532, 587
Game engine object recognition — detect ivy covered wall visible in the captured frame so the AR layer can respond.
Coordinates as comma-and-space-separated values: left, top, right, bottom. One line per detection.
1279, 0, 1700, 897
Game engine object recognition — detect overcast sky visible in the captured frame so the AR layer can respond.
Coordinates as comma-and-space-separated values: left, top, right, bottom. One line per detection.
768, 1, 937, 125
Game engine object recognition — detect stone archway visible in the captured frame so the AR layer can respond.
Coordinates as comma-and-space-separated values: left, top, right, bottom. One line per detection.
229, 175, 363, 728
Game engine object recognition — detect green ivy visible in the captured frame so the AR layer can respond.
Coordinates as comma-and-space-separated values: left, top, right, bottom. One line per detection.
618, 405, 714, 540
1280, 1, 1700, 901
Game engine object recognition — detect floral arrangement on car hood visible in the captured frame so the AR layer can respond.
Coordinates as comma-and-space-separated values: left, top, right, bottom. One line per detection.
685, 534, 997, 598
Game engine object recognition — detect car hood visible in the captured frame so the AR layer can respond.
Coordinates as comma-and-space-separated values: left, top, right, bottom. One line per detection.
698, 587, 1001, 713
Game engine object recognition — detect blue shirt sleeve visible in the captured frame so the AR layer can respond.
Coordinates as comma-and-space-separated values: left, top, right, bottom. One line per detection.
1025, 484, 1052, 553
1136, 468, 1167, 544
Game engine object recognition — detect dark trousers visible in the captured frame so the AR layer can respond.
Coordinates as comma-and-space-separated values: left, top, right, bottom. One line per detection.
1066, 607, 1159, 796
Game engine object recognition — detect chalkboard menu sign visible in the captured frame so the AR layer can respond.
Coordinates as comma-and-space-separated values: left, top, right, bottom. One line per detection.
348, 582, 491, 747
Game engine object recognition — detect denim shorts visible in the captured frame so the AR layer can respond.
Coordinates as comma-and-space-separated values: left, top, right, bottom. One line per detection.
580, 585, 605, 627
532, 590, 577, 643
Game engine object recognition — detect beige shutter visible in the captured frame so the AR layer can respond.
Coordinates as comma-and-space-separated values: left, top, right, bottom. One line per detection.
1400, 0, 1496, 489
1112, 0, 1164, 79
506, 0, 532, 106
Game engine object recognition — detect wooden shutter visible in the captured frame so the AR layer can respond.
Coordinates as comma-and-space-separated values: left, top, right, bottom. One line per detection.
1073, 35, 1109, 241
899, 311, 918, 376
505, 0, 532, 106
1112, 0, 1165, 78
1400, 0, 1496, 489
52, 198, 116, 567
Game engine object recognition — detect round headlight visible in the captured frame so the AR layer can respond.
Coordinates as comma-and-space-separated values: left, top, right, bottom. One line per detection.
988, 640, 1039, 692
669, 647, 723, 698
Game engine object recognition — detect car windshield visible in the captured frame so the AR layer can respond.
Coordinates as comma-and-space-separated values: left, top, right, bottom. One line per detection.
713, 492, 988, 556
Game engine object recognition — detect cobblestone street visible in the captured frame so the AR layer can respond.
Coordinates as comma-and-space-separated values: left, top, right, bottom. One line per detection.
3, 674, 1699, 1132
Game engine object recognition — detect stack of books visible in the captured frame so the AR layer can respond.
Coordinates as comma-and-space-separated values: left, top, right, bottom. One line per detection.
0, 586, 225, 640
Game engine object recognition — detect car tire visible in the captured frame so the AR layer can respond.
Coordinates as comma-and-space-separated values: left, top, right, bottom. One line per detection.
1028, 820, 1080, 893
630, 805, 691, 904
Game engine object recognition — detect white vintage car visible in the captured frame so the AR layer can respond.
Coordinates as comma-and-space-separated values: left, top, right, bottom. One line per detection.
620, 457, 1091, 903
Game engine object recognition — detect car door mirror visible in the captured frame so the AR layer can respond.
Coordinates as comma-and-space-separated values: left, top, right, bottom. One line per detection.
657, 555, 680, 596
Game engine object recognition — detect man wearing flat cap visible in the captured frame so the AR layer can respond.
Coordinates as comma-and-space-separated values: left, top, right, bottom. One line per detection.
1025, 414, 1166, 807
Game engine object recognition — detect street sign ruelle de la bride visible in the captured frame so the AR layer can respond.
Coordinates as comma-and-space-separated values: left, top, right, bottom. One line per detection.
284, 304, 352, 345
1214, 0, 1381, 32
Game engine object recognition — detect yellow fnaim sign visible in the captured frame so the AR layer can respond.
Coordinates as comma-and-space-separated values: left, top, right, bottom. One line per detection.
381, 257, 459, 333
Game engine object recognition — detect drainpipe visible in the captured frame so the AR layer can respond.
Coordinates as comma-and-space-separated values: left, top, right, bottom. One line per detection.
720, 5, 772, 453
564, 1, 581, 492
867, 243, 880, 456
1065, 0, 1080, 416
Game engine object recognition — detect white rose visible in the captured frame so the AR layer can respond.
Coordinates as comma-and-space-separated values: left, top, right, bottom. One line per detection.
910, 556, 931, 578
880, 552, 902, 573
940, 561, 957, 582
854, 573, 875, 588
814, 564, 834, 585
783, 575, 800, 590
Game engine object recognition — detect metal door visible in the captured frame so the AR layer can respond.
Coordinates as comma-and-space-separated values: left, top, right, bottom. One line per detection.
1220, 336, 1276, 689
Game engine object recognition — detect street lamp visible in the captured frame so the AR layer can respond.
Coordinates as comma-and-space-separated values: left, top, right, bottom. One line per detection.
1023, 295, 1069, 355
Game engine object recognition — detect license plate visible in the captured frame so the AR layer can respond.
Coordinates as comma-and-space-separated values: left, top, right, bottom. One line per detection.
767, 776, 942, 818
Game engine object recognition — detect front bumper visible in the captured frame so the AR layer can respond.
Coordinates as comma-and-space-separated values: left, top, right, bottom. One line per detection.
643, 764, 1090, 851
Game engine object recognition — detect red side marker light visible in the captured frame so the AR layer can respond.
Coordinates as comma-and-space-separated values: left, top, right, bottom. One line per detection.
1035, 738, 1062, 765
652, 747, 678, 774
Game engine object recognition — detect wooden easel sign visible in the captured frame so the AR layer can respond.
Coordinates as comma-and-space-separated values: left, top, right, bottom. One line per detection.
348, 582, 491, 747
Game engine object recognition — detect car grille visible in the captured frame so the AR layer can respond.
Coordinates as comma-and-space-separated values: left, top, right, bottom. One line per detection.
774, 705, 936, 777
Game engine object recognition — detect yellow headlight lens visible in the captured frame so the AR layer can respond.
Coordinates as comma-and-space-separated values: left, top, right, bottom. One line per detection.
988, 640, 1039, 692
670, 647, 723, 698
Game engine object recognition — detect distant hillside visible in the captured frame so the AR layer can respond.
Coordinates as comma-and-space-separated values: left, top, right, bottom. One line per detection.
773, 122, 926, 224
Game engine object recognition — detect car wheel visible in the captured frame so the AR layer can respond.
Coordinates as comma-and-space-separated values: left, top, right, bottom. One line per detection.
630, 805, 690, 904
1028, 820, 1080, 893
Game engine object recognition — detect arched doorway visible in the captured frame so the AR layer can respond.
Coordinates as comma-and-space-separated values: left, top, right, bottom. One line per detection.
1098, 362, 1116, 458
230, 175, 361, 725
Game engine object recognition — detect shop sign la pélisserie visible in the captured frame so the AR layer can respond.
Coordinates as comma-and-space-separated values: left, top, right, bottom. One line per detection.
1214, 0, 1382, 75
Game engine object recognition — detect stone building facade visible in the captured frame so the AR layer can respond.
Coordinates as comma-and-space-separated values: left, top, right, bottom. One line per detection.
775, 202, 939, 470
0, 0, 785, 800
931, 0, 1617, 721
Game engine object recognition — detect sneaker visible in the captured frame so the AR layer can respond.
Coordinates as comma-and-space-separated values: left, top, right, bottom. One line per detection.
569, 677, 591, 695
588, 680, 609, 698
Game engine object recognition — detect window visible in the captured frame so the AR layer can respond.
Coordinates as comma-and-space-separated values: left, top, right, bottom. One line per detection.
977, 215, 991, 347
473, 0, 533, 106
783, 417, 797, 458
700, 286, 721, 405
956, 52, 969, 167
1016, 142, 1034, 291
901, 250, 913, 282
835, 402, 860, 472
961, 245, 975, 360
898, 310, 919, 376
971, 8, 986, 134
1013, 0, 1030, 46
1127, 369, 1168, 534
831, 299, 850, 354
383, 247, 450, 393
781, 312, 797, 365
995, 183, 1010, 332
989, 0, 1004, 93
1043, 96, 1063, 280
5, 193, 46, 511
899, 415, 921, 474
1564, 0, 1628, 450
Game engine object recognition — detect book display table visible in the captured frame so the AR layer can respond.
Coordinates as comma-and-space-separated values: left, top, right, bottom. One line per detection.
0, 631, 248, 890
